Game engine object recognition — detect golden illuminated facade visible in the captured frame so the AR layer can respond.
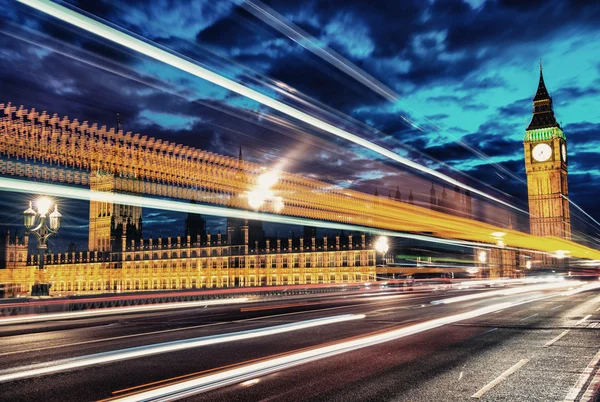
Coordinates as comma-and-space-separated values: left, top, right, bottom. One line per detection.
524, 66, 571, 239
0, 231, 376, 296
1, 98, 599, 288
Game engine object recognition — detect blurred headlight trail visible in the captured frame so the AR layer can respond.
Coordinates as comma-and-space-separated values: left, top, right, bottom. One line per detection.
431, 280, 582, 305
17, 0, 525, 214
0, 298, 250, 326
112, 299, 551, 401
561, 282, 600, 296
0, 314, 364, 383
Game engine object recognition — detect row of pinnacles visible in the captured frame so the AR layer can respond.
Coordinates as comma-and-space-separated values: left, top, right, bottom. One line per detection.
375, 184, 473, 219
1, 230, 369, 267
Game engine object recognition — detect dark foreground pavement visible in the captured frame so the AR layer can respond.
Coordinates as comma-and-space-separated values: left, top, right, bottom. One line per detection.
0, 283, 598, 401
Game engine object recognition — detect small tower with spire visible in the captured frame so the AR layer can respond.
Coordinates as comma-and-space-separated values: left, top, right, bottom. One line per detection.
395, 186, 401, 201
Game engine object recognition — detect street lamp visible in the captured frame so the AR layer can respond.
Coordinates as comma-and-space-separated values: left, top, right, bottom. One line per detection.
23, 197, 62, 295
478, 250, 487, 264
375, 236, 389, 265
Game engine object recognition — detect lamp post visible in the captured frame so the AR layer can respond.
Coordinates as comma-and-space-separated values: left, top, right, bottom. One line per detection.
374, 236, 390, 266
23, 197, 62, 296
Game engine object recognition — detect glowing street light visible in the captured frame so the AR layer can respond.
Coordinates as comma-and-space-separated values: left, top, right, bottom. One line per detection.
555, 250, 568, 259
375, 236, 389, 254
23, 197, 62, 296
526, 260, 532, 269
478, 250, 487, 264
374, 236, 390, 266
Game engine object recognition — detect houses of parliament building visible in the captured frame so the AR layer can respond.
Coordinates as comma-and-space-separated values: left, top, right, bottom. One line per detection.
0, 63, 571, 296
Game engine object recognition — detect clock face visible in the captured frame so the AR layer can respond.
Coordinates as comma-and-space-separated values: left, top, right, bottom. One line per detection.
532, 143, 552, 162
561, 143, 567, 162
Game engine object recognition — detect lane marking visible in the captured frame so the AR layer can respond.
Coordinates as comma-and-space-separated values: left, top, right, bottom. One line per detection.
471, 359, 529, 399
521, 313, 538, 321
564, 349, 600, 402
0, 314, 364, 383
544, 330, 570, 347
581, 361, 600, 401
552, 305, 563, 310
575, 315, 592, 327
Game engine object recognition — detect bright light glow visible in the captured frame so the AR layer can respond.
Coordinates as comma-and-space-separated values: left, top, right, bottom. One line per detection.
478, 251, 487, 263
432, 280, 578, 305
555, 250, 568, 259
374, 236, 389, 254
0, 298, 249, 326
0, 314, 364, 383
110, 301, 544, 401
466, 267, 480, 274
257, 170, 280, 189
491, 232, 505, 238
526, 260, 532, 269
247, 171, 281, 211
16, 0, 526, 214
273, 196, 284, 213
560, 282, 600, 296
35, 197, 52, 216
247, 189, 268, 209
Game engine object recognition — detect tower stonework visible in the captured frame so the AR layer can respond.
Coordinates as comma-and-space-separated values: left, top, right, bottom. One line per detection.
524, 65, 571, 240
89, 171, 143, 252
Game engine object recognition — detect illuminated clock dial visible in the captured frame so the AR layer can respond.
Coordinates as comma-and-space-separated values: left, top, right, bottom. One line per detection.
561, 143, 567, 162
532, 143, 552, 162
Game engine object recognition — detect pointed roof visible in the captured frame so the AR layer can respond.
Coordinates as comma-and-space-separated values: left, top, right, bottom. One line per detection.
238, 145, 243, 161
526, 63, 560, 131
395, 186, 401, 200
533, 67, 550, 101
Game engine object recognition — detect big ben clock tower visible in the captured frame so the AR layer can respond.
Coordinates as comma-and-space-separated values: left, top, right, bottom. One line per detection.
524, 63, 571, 240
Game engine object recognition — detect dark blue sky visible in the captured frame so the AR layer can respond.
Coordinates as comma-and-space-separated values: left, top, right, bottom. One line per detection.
0, 0, 599, 248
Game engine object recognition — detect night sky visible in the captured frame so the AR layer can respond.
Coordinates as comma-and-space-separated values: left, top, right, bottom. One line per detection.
0, 0, 599, 250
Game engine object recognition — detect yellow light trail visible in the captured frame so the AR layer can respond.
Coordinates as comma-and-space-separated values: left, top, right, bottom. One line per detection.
17, 0, 526, 214
1, 176, 599, 261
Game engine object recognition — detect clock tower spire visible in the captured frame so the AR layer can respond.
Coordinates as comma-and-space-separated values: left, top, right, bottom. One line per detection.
524, 63, 570, 240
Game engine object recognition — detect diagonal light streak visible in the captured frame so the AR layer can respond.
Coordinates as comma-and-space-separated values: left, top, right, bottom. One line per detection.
17, 0, 526, 214
0, 298, 249, 326
239, 0, 526, 186
0, 176, 505, 251
0, 314, 364, 383
112, 297, 554, 401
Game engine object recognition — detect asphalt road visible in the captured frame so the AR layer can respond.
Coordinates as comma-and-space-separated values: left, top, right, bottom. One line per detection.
0, 282, 598, 402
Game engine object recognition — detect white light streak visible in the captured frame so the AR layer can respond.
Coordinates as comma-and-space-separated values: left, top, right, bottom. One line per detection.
0, 177, 511, 251
431, 280, 579, 304
111, 300, 541, 401
0, 314, 364, 383
17, 0, 526, 214
560, 282, 600, 296
0, 298, 249, 326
